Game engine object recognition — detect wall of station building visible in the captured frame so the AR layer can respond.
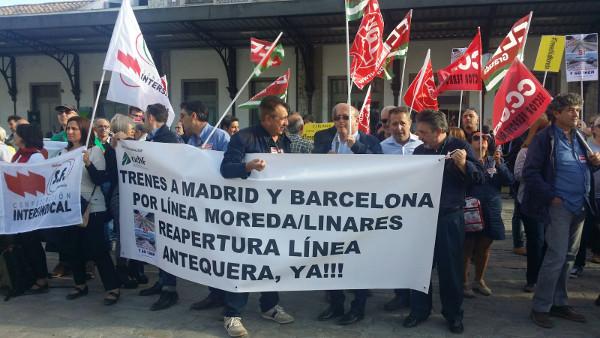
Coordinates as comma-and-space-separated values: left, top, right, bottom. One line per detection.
0, 34, 596, 135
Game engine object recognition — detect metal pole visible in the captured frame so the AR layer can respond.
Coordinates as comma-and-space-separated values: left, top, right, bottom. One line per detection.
346, 14, 353, 135
85, 70, 106, 148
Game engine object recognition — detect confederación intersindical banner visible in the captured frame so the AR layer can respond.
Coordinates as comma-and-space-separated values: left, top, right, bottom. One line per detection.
117, 141, 444, 293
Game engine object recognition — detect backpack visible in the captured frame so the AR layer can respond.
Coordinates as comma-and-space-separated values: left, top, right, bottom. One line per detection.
0, 245, 35, 300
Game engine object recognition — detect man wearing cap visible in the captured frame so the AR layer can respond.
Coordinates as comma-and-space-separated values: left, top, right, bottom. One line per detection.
51, 105, 78, 141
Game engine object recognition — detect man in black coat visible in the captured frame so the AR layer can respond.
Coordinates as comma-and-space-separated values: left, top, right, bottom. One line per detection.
403, 110, 484, 334
313, 103, 382, 154
138, 104, 181, 310
220, 96, 294, 337
312, 103, 380, 326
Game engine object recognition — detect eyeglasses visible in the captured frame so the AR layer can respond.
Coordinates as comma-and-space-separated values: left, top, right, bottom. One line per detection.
333, 115, 350, 121
57, 111, 69, 115
472, 134, 490, 141
96, 126, 110, 130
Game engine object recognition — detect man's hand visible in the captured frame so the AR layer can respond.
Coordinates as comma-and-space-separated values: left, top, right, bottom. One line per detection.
451, 149, 467, 173
346, 134, 356, 148
551, 197, 562, 206
245, 159, 266, 172
589, 152, 600, 166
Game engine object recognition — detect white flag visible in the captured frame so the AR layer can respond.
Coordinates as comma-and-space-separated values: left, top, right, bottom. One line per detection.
103, 0, 174, 125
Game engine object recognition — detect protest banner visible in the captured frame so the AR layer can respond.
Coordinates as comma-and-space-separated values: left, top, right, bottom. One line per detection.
565, 33, 598, 82
0, 148, 83, 234
117, 141, 444, 292
533, 35, 566, 73
303, 123, 334, 141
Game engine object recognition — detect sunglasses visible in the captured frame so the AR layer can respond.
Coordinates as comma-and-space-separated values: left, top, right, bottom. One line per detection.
333, 115, 350, 121
57, 111, 70, 115
472, 134, 490, 141
381, 119, 389, 124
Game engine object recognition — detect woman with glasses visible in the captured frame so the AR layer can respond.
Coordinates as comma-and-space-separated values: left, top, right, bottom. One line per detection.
463, 132, 514, 298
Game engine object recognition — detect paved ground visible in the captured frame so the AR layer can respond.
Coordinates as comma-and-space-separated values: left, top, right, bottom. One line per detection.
1, 200, 599, 338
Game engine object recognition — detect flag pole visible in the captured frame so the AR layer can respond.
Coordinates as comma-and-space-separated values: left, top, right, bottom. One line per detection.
580, 80, 584, 122
85, 70, 106, 148
519, 12, 533, 61
202, 32, 283, 148
542, 71, 548, 87
345, 11, 353, 135
479, 88, 483, 158
399, 56, 407, 104
458, 90, 464, 126
409, 49, 429, 115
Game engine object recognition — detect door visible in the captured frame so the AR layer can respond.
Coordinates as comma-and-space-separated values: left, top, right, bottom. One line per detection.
31, 84, 61, 137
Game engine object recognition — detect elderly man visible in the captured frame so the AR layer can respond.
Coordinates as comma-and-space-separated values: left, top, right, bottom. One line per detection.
313, 103, 382, 155
313, 103, 381, 325
180, 101, 229, 150
380, 107, 422, 155
403, 110, 483, 334
287, 112, 313, 153
51, 105, 78, 141
220, 96, 294, 337
93, 118, 111, 151
523, 93, 600, 328
376, 105, 396, 141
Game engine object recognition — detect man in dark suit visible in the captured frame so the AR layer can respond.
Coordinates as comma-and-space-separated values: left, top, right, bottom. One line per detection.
220, 96, 294, 337
312, 103, 381, 325
313, 103, 382, 155
138, 103, 181, 310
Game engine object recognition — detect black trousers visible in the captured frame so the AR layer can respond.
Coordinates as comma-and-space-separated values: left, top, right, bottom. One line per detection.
14, 230, 48, 280
63, 212, 119, 290
327, 289, 368, 314
409, 209, 464, 322
224, 291, 279, 317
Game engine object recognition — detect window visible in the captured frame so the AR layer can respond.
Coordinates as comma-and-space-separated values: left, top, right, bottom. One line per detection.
182, 79, 219, 125
94, 82, 129, 121
328, 77, 383, 133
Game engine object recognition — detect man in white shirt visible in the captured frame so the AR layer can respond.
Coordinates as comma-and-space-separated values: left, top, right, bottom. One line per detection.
380, 107, 422, 155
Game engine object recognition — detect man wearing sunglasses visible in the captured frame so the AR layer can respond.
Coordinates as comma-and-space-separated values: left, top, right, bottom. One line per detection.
376, 106, 395, 141
313, 103, 382, 155
51, 104, 79, 142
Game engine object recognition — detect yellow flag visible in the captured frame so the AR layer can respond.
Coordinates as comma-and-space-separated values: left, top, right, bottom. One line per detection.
534, 35, 565, 72
302, 123, 334, 141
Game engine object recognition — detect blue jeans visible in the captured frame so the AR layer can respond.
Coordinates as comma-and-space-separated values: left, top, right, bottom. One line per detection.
224, 291, 279, 317
409, 209, 464, 322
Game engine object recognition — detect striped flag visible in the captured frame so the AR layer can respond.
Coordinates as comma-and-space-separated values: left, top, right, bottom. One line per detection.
379, 9, 412, 79
250, 37, 285, 77
239, 69, 290, 109
482, 13, 532, 92
345, 0, 369, 21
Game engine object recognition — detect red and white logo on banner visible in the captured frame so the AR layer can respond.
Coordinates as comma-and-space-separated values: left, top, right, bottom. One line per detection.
436, 29, 482, 94
350, 0, 385, 89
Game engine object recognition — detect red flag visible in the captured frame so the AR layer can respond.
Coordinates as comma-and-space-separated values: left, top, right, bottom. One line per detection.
436, 29, 482, 94
377, 9, 412, 79
482, 13, 532, 91
403, 50, 439, 112
250, 37, 284, 68
493, 59, 552, 145
350, 0, 385, 89
358, 85, 372, 134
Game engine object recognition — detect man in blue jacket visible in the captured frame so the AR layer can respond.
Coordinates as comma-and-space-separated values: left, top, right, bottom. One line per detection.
138, 103, 182, 310
220, 96, 294, 337
523, 93, 600, 328
313, 103, 382, 154
403, 109, 483, 334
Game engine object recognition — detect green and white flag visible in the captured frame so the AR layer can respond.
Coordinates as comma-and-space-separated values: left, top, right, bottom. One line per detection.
250, 37, 285, 77
239, 69, 290, 109
345, 0, 369, 21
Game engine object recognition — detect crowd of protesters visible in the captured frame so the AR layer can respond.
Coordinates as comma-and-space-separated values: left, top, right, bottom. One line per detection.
1, 92, 600, 336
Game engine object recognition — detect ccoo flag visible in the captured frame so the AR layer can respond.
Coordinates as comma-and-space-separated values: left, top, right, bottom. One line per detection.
350, 0, 385, 89
239, 69, 290, 109
250, 38, 285, 77
403, 50, 438, 112
482, 13, 532, 92
378, 9, 412, 80
103, 0, 174, 126
436, 28, 482, 94
493, 59, 552, 145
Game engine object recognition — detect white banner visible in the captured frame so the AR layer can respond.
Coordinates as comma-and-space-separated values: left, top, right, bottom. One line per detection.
0, 148, 84, 234
117, 141, 444, 293
565, 33, 598, 82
